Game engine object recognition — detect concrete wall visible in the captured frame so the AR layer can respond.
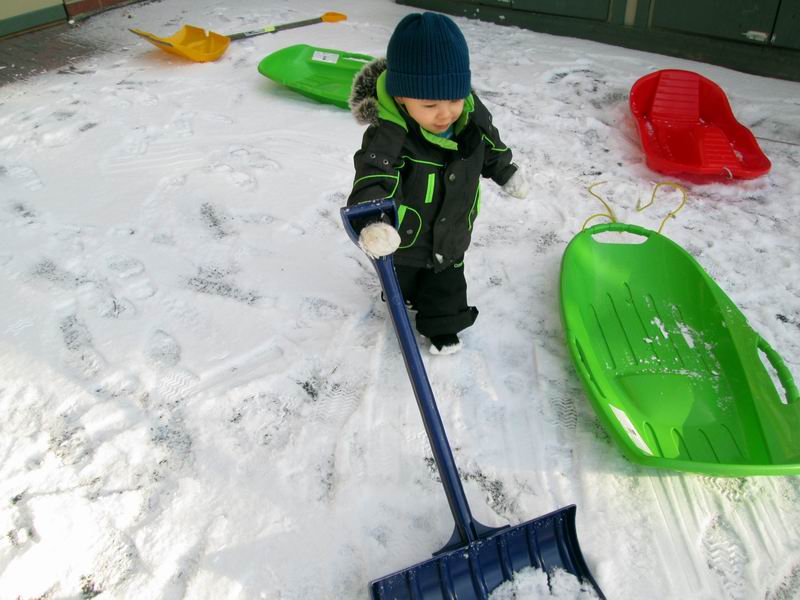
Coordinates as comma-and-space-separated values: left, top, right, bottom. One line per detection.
0, 1, 66, 37
0, 0, 62, 21
0, 0, 140, 37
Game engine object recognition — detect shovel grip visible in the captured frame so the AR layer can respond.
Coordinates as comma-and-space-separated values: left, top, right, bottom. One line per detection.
340, 199, 396, 244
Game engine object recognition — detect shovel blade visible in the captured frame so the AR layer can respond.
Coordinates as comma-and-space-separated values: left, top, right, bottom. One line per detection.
370, 505, 603, 600
130, 25, 230, 62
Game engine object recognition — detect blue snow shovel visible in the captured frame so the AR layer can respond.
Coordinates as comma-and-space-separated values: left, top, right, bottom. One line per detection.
341, 199, 605, 600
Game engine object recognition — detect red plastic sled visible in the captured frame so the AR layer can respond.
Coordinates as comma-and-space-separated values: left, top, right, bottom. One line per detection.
630, 69, 770, 181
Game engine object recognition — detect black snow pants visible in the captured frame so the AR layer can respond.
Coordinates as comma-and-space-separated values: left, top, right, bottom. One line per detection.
394, 261, 479, 338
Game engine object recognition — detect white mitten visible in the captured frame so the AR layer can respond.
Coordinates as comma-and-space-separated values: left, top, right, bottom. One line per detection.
502, 166, 529, 199
358, 222, 401, 258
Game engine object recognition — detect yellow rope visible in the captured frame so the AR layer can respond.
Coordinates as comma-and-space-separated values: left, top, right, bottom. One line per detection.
583, 180, 688, 234
635, 181, 688, 233
581, 182, 618, 230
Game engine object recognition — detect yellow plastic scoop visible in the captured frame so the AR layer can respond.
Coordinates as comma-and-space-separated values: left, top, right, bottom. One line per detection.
130, 12, 347, 63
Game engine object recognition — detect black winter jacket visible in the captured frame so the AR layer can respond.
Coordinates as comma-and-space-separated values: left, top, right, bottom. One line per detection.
347, 59, 517, 271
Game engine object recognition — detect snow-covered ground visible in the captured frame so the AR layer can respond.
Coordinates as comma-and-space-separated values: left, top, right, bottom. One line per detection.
2, 1, 800, 598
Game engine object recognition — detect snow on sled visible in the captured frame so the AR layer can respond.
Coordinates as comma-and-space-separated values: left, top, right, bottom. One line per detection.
629, 69, 770, 181
560, 223, 800, 476
257, 44, 374, 109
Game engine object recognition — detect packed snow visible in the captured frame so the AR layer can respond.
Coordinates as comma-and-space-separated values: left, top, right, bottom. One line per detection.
491, 568, 599, 599
1, 0, 800, 598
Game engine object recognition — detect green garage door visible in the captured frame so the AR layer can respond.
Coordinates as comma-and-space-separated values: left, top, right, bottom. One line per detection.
514, 0, 610, 20
772, 0, 800, 49
474, 0, 609, 20
651, 0, 781, 44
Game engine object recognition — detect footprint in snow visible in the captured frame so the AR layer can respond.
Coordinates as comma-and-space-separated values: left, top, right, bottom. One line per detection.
187, 265, 260, 305
107, 255, 145, 279
80, 529, 140, 596
149, 413, 194, 474
6, 493, 38, 549
48, 416, 93, 466
93, 294, 137, 319
35, 259, 140, 319
106, 252, 156, 299
105, 84, 159, 109
59, 314, 106, 379
199, 202, 233, 239
211, 163, 256, 190
8, 165, 44, 191
164, 110, 194, 137
700, 476, 760, 504
32, 258, 88, 289
257, 396, 296, 450
4, 318, 34, 337
701, 514, 750, 600
10, 201, 38, 225
224, 144, 281, 171
146, 329, 182, 368
299, 296, 348, 320
56, 64, 96, 76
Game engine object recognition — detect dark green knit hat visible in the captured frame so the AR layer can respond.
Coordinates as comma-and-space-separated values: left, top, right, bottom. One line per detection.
386, 12, 471, 100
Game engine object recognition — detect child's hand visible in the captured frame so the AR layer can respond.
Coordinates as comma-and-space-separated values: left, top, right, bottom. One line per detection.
358, 222, 401, 259
502, 166, 529, 199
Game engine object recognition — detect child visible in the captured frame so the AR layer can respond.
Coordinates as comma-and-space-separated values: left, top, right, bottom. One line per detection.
346, 12, 528, 355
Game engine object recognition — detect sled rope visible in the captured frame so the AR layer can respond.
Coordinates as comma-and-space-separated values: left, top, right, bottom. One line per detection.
635, 181, 688, 233
583, 181, 688, 234
581, 181, 618, 230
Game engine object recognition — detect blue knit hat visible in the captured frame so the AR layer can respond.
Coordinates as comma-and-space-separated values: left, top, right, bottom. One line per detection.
386, 12, 471, 100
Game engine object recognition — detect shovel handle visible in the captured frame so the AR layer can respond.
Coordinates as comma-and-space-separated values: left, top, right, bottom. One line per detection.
228, 12, 347, 41
341, 200, 484, 547
129, 28, 173, 47
228, 26, 277, 40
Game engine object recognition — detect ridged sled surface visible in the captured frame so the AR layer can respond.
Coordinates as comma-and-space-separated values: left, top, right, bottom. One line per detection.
560, 223, 800, 476
629, 69, 770, 181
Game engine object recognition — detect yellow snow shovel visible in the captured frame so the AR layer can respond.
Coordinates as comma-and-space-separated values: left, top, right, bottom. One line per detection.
129, 12, 347, 63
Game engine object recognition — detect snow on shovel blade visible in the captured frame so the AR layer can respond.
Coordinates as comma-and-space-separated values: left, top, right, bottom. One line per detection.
370, 505, 603, 600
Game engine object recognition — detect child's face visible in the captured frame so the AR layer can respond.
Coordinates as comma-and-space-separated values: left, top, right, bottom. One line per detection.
395, 97, 465, 134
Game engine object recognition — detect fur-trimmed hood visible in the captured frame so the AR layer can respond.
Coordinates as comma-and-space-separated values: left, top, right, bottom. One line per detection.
348, 57, 388, 126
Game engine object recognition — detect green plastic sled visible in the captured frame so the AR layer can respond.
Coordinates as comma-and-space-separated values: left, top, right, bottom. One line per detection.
560, 222, 800, 476
257, 44, 373, 109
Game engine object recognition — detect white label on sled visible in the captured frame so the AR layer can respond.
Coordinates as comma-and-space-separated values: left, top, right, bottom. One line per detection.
610, 406, 653, 456
312, 51, 340, 64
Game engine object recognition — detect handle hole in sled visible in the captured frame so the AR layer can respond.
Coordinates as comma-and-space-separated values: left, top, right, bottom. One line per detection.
590, 231, 649, 245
